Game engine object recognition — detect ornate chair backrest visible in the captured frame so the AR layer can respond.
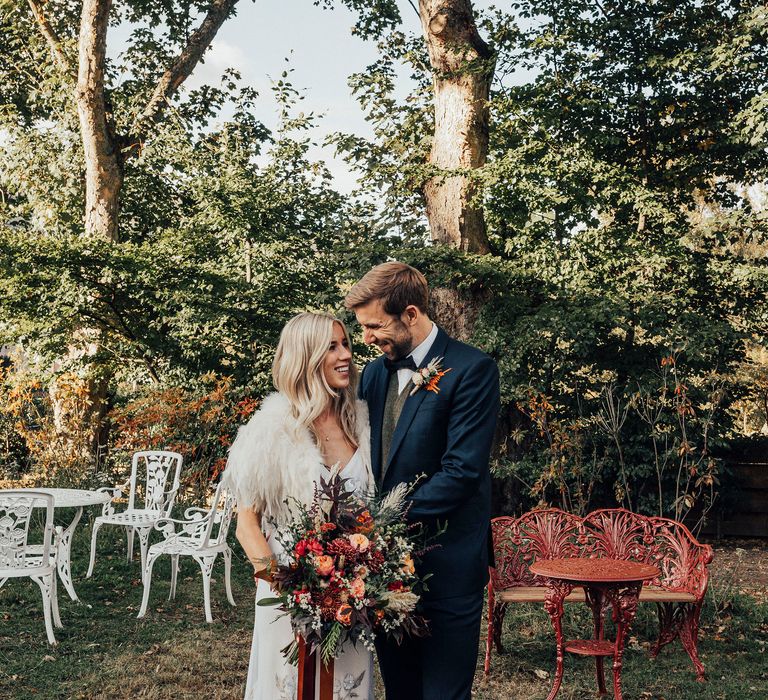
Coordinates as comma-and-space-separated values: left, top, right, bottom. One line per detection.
0, 491, 54, 570
128, 451, 183, 515
583, 508, 649, 561
492, 507, 712, 597
644, 515, 713, 596
490, 509, 583, 589
204, 482, 235, 549
169, 482, 235, 550
582, 509, 712, 595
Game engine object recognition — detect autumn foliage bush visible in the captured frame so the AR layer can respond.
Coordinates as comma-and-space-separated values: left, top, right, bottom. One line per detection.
109, 373, 258, 498
0, 367, 258, 496
0, 366, 106, 487
515, 355, 721, 531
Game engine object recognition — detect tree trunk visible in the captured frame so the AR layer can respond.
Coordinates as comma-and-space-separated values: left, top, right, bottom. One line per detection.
76, 0, 123, 242
43, 0, 123, 467
30, 0, 239, 463
429, 286, 484, 341
418, 0, 494, 253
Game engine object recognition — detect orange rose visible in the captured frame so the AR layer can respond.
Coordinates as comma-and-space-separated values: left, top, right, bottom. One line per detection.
355, 510, 374, 534
335, 603, 352, 625
349, 577, 366, 599
314, 554, 334, 577
348, 533, 370, 551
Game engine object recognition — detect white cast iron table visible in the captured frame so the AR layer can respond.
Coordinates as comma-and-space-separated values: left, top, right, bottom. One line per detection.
16, 488, 111, 602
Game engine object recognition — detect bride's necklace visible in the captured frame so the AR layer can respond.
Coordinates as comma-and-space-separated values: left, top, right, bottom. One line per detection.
313, 419, 335, 444
314, 412, 338, 443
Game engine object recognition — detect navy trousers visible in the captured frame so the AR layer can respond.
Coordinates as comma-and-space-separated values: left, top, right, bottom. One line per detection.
375, 589, 484, 700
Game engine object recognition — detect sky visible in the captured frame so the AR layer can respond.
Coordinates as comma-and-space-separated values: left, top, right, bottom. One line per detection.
140, 0, 497, 193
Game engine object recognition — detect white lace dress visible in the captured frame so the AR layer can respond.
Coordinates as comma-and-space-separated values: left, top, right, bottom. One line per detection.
244, 451, 375, 700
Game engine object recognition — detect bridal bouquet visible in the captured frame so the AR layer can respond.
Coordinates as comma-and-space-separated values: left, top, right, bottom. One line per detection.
258, 472, 430, 665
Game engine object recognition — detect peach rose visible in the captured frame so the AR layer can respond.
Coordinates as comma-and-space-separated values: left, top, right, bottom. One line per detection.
348, 533, 370, 551
401, 554, 415, 575
349, 577, 366, 599
314, 554, 335, 577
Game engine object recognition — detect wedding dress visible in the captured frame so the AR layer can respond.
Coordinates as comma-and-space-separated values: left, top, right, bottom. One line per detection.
244, 450, 375, 700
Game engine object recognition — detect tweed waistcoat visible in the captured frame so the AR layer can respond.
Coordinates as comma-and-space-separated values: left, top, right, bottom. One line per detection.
380, 372, 410, 484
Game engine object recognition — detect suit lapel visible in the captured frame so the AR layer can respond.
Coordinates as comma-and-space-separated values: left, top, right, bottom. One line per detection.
367, 360, 389, 484
385, 328, 450, 474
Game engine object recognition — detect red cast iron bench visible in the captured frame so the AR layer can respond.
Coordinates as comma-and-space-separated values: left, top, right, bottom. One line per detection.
486, 508, 714, 680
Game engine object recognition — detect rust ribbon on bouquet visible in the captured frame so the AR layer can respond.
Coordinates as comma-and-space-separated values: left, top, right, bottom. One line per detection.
297, 637, 334, 700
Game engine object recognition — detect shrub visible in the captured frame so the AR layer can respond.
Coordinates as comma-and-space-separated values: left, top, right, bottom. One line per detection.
109, 373, 258, 498
0, 365, 104, 487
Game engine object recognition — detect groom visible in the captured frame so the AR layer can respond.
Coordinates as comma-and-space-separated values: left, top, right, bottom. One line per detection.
345, 262, 500, 700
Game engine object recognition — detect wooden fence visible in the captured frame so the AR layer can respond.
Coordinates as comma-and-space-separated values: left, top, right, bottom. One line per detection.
706, 460, 768, 538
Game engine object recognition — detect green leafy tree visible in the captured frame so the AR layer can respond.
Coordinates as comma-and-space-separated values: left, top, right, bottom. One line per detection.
1, 74, 379, 380
0, 0, 392, 469
0, 0, 248, 456
332, 0, 768, 519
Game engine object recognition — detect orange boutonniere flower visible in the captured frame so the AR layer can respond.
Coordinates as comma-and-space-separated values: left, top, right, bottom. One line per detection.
409, 357, 452, 396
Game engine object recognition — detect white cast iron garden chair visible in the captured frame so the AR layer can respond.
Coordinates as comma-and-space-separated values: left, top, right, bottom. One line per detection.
87, 451, 182, 582
0, 490, 63, 645
137, 481, 236, 623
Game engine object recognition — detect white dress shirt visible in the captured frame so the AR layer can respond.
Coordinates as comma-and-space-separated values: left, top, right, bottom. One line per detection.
397, 322, 438, 394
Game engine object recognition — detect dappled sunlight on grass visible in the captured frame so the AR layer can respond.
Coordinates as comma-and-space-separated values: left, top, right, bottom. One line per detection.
0, 525, 253, 699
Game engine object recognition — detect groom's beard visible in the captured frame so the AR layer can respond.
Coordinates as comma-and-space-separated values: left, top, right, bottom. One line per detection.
383, 325, 413, 361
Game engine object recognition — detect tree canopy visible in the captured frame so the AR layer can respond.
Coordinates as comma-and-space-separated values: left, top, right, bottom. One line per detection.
1, 0, 767, 521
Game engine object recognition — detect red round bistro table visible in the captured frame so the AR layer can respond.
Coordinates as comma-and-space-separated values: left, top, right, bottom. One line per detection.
529, 558, 660, 700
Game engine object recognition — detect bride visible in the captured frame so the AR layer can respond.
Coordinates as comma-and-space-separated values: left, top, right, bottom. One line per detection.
223, 312, 375, 700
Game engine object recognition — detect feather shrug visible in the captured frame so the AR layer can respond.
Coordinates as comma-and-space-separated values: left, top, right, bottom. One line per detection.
222, 392, 372, 523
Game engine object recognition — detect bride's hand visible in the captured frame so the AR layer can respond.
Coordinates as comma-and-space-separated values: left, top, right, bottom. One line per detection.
252, 556, 278, 589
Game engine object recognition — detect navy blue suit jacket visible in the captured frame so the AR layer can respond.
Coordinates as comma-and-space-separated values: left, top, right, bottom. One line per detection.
360, 327, 500, 600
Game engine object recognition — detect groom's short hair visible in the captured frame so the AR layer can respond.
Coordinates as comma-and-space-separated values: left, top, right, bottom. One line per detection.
344, 262, 429, 315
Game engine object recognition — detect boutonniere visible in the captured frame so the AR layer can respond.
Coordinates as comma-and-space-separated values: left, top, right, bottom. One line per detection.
409, 357, 452, 397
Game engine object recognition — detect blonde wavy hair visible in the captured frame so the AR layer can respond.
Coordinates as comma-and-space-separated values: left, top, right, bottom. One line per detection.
272, 312, 359, 448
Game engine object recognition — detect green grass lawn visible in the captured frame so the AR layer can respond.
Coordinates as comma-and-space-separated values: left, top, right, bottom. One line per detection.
1, 513, 766, 699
